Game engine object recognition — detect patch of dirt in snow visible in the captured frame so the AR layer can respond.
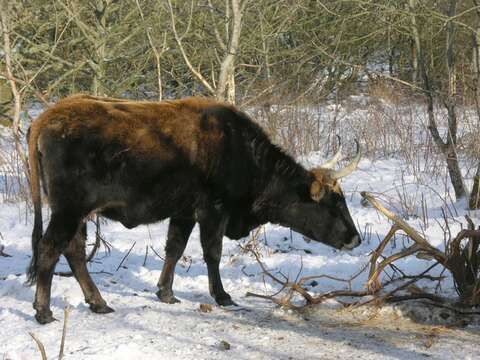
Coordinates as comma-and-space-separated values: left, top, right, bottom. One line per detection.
301, 302, 480, 359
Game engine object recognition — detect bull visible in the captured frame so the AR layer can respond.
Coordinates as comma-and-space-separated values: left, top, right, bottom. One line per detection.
27, 94, 361, 324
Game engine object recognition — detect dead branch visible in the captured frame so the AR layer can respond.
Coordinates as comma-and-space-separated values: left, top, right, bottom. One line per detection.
361, 191, 447, 263
368, 244, 421, 293
29, 332, 47, 360
383, 293, 446, 304
243, 242, 371, 308
58, 306, 69, 360
149, 245, 165, 261
362, 192, 480, 306
245, 291, 302, 310
445, 215, 480, 304
86, 216, 110, 262
28, 304, 70, 360
115, 241, 136, 272
166, 0, 215, 95
367, 225, 399, 289
0, 244, 12, 257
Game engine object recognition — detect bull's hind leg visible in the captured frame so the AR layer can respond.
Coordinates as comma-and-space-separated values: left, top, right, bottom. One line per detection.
199, 213, 236, 307
63, 223, 114, 314
156, 215, 195, 304
33, 211, 82, 324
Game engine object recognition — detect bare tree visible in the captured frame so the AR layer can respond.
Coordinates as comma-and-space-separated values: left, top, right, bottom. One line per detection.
166, 0, 249, 103
469, 0, 480, 209
409, 0, 466, 201
58, 0, 146, 96
135, 0, 169, 101
0, 1, 28, 174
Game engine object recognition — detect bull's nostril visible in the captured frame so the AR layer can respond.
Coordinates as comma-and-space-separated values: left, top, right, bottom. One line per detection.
343, 235, 360, 250
352, 234, 360, 245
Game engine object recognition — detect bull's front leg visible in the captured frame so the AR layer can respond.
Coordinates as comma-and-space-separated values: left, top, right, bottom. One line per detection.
198, 210, 236, 307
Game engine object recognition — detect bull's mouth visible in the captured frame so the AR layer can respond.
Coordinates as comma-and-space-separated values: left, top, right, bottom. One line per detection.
292, 227, 343, 249
289, 223, 360, 250
302, 235, 312, 243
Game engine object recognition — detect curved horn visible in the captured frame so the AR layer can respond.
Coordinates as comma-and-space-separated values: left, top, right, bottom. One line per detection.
331, 139, 361, 179
321, 135, 343, 169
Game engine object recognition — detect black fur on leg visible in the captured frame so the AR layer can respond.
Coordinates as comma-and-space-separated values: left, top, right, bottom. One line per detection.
26, 205, 43, 285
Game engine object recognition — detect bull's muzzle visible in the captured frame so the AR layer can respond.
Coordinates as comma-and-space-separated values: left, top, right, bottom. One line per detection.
341, 234, 361, 250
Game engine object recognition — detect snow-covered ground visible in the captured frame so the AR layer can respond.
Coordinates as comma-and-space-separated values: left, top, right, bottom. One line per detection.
1, 153, 480, 359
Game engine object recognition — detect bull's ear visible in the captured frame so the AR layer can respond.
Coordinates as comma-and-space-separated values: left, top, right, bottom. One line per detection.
310, 180, 326, 202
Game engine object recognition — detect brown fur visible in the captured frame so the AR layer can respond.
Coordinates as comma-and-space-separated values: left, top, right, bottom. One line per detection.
311, 168, 342, 192
29, 95, 234, 180
310, 168, 342, 201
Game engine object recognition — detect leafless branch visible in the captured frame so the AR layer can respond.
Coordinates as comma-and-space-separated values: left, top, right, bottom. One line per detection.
58, 306, 70, 360
115, 241, 136, 272
28, 332, 47, 360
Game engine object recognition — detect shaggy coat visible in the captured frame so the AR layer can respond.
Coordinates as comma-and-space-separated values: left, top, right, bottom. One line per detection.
27, 94, 359, 324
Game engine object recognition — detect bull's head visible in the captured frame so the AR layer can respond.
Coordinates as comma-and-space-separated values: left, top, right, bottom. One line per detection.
268, 140, 361, 250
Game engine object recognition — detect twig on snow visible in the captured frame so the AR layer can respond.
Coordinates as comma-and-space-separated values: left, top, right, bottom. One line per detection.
28, 332, 47, 360
115, 241, 136, 272
58, 306, 70, 360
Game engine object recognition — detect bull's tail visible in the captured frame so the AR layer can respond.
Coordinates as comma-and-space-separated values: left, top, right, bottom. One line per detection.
26, 123, 43, 285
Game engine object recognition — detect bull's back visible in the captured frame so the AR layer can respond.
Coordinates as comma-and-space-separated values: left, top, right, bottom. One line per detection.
37, 96, 223, 163
31, 96, 234, 218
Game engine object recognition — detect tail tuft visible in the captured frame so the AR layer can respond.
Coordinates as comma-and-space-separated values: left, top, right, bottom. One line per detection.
26, 212, 42, 285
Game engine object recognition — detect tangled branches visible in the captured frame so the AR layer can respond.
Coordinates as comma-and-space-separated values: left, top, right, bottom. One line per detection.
362, 191, 480, 306
244, 192, 480, 311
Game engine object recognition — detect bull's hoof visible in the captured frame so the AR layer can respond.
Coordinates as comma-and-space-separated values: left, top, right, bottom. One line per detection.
215, 295, 237, 307
35, 310, 56, 325
89, 303, 115, 314
156, 289, 181, 304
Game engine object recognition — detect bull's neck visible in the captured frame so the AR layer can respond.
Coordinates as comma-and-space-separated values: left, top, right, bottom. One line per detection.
245, 127, 310, 184
246, 135, 312, 223
239, 118, 312, 220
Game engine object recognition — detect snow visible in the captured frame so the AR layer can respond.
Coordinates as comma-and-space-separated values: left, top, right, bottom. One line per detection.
1, 97, 480, 358
1, 153, 480, 359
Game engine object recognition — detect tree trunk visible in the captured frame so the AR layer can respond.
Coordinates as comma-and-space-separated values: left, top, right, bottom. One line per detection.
0, 2, 29, 178
92, 0, 107, 96
410, 0, 466, 200
226, 71, 235, 104
444, 0, 465, 200
135, 0, 166, 101
408, 0, 419, 84
216, 0, 243, 103
411, 40, 418, 84
469, 0, 480, 208
470, 164, 480, 209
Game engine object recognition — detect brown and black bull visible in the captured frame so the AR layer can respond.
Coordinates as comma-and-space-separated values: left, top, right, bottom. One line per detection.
26, 94, 361, 324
